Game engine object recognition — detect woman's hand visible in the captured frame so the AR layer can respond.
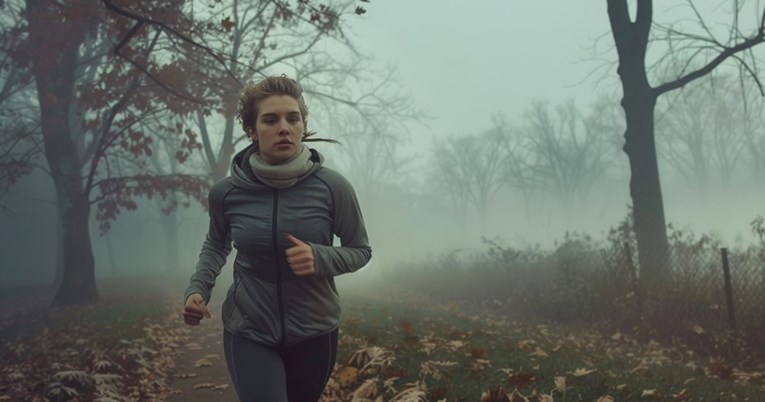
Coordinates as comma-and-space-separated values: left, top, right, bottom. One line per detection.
285, 234, 315, 276
183, 293, 211, 325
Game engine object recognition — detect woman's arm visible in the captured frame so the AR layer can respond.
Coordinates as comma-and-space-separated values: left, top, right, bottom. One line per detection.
184, 178, 234, 302
310, 171, 372, 276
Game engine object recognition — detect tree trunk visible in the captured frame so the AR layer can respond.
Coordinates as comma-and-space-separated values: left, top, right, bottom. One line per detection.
608, 0, 670, 284
27, 0, 98, 304
104, 231, 117, 274
215, 116, 236, 180
622, 94, 670, 283
161, 208, 181, 272
53, 185, 97, 303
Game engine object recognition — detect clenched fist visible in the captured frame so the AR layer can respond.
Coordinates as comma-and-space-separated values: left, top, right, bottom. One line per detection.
285, 233, 315, 276
183, 293, 211, 325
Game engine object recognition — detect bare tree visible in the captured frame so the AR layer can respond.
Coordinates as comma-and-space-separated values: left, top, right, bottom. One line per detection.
0, 0, 39, 212
432, 129, 507, 232
656, 73, 754, 190
180, 0, 409, 181
327, 111, 411, 202
742, 105, 765, 178
607, 0, 765, 283
518, 99, 616, 217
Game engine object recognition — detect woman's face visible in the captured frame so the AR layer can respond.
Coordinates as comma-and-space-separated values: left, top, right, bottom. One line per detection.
252, 94, 305, 164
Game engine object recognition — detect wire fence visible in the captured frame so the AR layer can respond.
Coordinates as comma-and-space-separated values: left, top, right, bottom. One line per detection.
387, 235, 765, 361
598, 242, 765, 334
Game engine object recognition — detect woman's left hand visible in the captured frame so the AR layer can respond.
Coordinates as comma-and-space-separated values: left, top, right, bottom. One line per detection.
285, 234, 315, 276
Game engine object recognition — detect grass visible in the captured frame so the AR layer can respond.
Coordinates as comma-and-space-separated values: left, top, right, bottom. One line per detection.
0, 275, 185, 401
1, 277, 175, 346
2, 274, 764, 401
335, 283, 765, 401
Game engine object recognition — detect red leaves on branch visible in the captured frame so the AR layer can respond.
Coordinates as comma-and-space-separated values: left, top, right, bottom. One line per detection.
221, 17, 235, 33
95, 174, 209, 232
119, 131, 153, 158
177, 128, 203, 163
1, 160, 34, 184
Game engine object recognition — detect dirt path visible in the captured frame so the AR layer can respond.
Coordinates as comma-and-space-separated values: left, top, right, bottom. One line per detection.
166, 299, 238, 401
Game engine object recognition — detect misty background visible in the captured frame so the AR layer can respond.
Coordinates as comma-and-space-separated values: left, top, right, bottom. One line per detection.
1, 0, 764, 288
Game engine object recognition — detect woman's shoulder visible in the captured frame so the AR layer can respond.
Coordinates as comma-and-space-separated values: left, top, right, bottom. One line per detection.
313, 166, 354, 190
209, 176, 234, 193
207, 176, 236, 206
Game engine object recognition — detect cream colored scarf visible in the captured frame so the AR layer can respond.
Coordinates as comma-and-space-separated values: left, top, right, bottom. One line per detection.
248, 144, 315, 189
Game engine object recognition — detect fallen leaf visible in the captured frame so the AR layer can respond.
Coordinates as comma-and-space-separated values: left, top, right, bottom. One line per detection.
193, 359, 212, 368
506, 372, 536, 388
672, 388, 690, 401
336, 366, 359, 387
527, 347, 548, 358
641, 389, 663, 398
352, 378, 378, 399
553, 376, 566, 392
571, 368, 597, 377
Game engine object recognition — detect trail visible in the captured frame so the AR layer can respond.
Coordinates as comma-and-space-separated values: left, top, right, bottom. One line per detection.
167, 298, 238, 401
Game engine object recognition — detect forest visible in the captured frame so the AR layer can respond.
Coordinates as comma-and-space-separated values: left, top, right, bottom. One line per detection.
2, 0, 765, 400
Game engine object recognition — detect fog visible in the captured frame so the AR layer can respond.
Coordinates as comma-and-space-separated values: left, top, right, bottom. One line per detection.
1, 0, 764, 287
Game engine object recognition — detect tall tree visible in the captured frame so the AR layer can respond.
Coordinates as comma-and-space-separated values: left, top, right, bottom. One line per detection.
24, 0, 101, 303
607, 0, 765, 283
17, 0, 208, 304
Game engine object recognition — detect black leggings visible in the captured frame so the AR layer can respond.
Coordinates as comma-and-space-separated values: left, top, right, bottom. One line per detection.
223, 329, 338, 402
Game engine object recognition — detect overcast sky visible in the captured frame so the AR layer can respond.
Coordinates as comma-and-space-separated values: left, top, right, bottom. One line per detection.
346, 1, 615, 139
334, 0, 765, 246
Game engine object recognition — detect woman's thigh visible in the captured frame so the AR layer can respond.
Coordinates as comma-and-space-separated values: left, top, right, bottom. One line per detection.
282, 329, 338, 402
223, 330, 288, 402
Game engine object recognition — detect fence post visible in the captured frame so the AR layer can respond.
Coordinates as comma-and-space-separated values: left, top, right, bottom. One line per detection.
624, 242, 642, 318
720, 248, 736, 330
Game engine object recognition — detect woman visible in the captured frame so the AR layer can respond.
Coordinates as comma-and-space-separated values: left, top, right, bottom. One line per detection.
182, 75, 372, 401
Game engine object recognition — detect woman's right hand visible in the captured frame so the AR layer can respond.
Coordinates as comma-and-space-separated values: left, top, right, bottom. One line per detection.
183, 293, 212, 326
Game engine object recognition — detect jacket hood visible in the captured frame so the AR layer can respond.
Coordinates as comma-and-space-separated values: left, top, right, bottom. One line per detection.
229, 143, 324, 191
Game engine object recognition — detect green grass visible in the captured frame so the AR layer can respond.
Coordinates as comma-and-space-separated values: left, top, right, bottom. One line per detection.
1, 279, 175, 348
337, 286, 765, 401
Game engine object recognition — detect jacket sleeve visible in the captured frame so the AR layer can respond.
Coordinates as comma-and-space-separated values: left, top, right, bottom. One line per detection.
311, 172, 372, 276
184, 179, 233, 303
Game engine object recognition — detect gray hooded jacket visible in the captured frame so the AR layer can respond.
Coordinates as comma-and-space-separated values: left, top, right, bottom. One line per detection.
184, 144, 372, 346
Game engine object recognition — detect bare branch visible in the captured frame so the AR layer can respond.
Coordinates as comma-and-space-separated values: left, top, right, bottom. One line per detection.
653, 27, 765, 95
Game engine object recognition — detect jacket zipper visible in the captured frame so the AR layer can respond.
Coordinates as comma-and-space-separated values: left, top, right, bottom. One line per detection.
272, 189, 287, 346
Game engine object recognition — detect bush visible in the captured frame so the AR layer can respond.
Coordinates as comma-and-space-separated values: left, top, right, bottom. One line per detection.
385, 213, 765, 365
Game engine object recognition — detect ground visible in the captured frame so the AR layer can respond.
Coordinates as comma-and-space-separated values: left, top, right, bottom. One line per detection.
1, 275, 764, 401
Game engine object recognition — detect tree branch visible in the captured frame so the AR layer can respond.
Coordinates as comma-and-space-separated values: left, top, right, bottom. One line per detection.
653, 27, 765, 95
102, 0, 242, 92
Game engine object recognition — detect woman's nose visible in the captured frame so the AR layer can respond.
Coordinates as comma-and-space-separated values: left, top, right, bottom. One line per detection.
278, 120, 290, 133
